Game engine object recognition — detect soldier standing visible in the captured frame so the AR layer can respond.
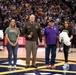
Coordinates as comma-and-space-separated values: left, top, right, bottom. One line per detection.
22, 14, 42, 68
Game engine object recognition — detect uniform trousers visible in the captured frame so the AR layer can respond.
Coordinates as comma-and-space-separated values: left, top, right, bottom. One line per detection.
25, 40, 38, 66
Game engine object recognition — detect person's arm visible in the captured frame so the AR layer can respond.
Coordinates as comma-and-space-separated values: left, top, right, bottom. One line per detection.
13, 34, 19, 46
56, 27, 59, 46
6, 33, 14, 46
56, 35, 59, 47
43, 28, 47, 48
70, 35, 73, 40
38, 24, 42, 43
13, 28, 20, 46
44, 36, 47, 48
69, 28, 73, 40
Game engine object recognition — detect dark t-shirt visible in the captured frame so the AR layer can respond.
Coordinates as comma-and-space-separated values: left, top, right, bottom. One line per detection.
62, 27, 73, 37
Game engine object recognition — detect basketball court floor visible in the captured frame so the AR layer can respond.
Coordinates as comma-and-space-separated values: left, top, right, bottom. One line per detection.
0, 47, 76, 75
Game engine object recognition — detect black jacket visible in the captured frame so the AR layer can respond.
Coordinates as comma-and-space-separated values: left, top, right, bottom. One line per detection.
22, 21, 42, 44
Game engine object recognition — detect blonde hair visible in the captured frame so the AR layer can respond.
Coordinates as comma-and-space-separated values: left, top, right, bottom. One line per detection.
9, 19, 18, 31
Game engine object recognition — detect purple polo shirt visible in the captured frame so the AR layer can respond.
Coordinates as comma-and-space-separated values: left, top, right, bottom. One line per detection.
44, 26, 59, 45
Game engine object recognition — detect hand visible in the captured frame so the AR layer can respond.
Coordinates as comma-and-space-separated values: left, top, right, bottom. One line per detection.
10, 43, 15, 46
70, 36, 73, 40
70, 37, 72, 40
39, 42, 42, 45
13, 43, 17, 46
44, 43, 47, 48
28, 34, 32, 38
9, 42, 17, 46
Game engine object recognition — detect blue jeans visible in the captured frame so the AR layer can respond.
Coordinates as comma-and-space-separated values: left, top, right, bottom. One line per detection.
6, 43, 19, 65
45, 44, 57, 65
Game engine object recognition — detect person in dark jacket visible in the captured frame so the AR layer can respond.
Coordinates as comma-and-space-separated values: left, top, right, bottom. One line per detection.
22, 14, 42, 68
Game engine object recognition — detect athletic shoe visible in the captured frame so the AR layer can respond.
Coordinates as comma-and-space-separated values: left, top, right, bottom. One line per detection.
46, 65, 50, 69
8, 65, 12, 70
63, 63, 69, 70
14, 65, 17, 70
51, 65, 55, 69
31, 65, 37, 68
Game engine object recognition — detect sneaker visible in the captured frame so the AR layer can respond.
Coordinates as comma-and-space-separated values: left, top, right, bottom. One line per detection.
14, 65, 17, 70
63, 63, 69, 70
51, 65, 55, 69
25, 65, 30, 68
46, 65, 51, 69
8, 65, 12, 70
8, 65, 12, 68
31, 65, 37, 68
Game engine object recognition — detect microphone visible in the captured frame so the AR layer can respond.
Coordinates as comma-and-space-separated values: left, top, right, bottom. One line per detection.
30, 32, 33, 35
28, 32, 33, 39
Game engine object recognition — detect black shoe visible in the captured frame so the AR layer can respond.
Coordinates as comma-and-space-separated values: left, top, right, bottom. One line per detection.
31, 65, 37, 68
25, 65, 30, 68
13, 68, 17, 70
58, 50, 62, 52
8, 68, 12, 71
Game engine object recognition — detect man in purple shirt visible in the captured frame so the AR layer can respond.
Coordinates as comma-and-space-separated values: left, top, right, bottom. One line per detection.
44, 19, 59, 69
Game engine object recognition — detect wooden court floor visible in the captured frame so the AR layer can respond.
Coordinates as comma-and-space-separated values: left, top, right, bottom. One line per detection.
0, 47, 76, 75
0, 47, 76, 61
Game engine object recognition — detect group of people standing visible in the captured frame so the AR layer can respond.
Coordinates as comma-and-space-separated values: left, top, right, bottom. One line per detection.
5, 14, 73, 70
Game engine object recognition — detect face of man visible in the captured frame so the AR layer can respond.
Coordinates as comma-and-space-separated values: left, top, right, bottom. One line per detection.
49, 22, 54, 28
29, 15, 35, 23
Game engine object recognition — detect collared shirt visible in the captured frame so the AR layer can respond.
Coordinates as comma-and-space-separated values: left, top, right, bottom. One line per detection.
44, 26, 59, 45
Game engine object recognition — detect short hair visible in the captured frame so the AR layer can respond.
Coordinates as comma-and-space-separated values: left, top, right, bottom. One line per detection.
11, 19, 15, 22
29, 14, 35, 18
49, 19, 54, 22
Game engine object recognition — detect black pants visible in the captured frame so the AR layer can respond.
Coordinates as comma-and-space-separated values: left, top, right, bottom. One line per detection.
63, 44, 70, 63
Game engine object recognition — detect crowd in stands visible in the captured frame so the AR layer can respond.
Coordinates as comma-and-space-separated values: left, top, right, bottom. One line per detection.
62, 0, 76, 21
63, 0, 76, 14
0, 0, 76, 35
0, 0, 76, 51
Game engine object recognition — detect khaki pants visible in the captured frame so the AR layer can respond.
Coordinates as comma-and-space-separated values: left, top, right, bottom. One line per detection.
25, 40, 38, 66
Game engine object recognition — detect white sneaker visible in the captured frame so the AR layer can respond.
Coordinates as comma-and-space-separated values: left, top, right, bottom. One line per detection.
14, 65, 17, 69
8, 65, 12, 70
63, 63, 69, 70
8, 65, 12, 68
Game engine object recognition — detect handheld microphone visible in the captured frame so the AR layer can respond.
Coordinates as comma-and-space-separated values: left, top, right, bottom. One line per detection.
30, 32, 33, 35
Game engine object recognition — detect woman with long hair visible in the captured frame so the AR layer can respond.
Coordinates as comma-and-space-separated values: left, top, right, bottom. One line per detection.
62, 20, 73, 70
5, 19, 20, 70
